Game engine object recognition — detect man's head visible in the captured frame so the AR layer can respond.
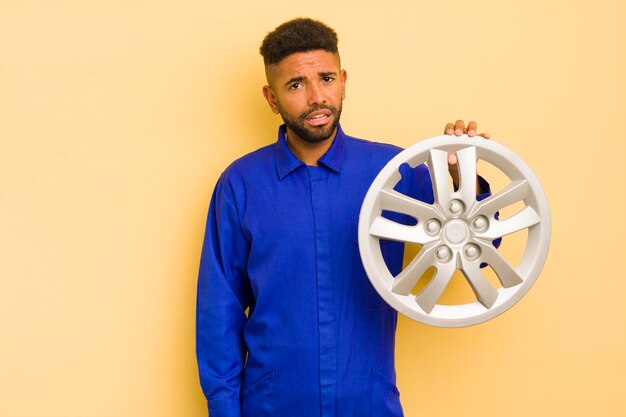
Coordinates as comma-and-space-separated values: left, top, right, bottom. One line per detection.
260, 18, 339, 66
260, 18, 347, 144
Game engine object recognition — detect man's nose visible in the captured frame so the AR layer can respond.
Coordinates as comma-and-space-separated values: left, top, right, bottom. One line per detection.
307, 81, 326, 106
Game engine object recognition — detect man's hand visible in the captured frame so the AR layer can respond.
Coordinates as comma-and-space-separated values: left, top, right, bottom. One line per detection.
443, 120, 490, 193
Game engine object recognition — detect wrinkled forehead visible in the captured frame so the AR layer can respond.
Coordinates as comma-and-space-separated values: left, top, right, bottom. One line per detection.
264, 50, 341, 85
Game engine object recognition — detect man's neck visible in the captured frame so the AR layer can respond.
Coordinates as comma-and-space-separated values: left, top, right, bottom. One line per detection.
285, 128, 336, 166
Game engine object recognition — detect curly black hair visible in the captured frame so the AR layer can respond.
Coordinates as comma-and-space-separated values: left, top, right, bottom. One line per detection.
260, 18, 339, 66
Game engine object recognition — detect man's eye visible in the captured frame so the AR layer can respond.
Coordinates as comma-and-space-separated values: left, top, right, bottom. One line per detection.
290, 83, 302, 90
322, 76, 334, 83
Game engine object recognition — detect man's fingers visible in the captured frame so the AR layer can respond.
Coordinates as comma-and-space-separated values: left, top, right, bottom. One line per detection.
467, 121, 477, 137
454, 120, 465, 136
448, 153, 457, 165
445, 120, 488, 139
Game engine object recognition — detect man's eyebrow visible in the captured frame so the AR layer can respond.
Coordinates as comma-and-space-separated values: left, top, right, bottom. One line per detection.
284, 76, 305, 87
283, 72, 338, 87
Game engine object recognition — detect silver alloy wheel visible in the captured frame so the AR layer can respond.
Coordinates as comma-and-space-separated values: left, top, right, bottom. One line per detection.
358, 135, 551, 327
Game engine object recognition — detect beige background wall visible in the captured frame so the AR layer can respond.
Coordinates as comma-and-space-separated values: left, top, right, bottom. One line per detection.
1, 1, 624, 416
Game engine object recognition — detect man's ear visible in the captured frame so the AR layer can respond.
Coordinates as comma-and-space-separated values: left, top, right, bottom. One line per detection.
262, 85, 280, 114
340, 69, 347, 100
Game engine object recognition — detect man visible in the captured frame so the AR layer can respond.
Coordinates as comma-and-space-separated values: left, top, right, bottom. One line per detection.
197, 18, 491, 417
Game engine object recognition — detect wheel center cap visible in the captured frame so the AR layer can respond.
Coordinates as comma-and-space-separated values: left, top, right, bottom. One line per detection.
444, 220, 468, 244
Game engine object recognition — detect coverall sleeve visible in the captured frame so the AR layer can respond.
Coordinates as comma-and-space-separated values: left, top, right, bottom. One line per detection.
196, 175, 252, 417
476, 175, 502, 248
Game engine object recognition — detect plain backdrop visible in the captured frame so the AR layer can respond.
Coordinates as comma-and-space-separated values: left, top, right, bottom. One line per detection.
1, 1, 625, 416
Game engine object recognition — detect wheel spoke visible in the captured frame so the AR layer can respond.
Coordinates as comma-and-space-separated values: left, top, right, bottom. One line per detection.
478, 206, 541, 240
468, 180, 530, 218
427, 149, 452, 207
414, 260, 456, 314
379, 189, 445, 221
455, 146, 477, 206
460, 257, 499, 309
392, 244, 438, 295
475, 241, 523, 288
369, 216, 437, 244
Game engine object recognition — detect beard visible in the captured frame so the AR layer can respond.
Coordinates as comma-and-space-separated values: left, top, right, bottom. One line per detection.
278, 103, 343, 143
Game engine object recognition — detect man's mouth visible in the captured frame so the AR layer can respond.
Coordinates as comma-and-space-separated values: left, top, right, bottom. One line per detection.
305, 110, 332, 126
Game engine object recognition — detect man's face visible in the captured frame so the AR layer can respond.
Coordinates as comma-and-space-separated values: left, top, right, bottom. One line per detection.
263, 50, 347, 143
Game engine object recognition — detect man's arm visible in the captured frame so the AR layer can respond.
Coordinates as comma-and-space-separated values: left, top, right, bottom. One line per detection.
444, 120, 491, 194
197, 175, 252, 417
